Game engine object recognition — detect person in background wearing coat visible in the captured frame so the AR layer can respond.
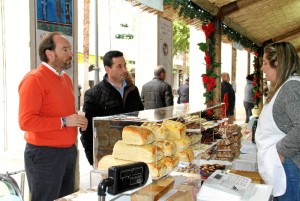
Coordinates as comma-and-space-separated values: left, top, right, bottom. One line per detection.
18, 32, 88, 201
177, 77, 189, 104
141, 66, 174, 109
80, 50, 144, 165
244, 74, 255, 123
221, 72, 235, 124
256, 42, 300, 200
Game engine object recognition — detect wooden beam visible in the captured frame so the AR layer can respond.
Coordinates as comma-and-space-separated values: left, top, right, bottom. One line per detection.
272, 26, 300, 42
191, 0, 218, 15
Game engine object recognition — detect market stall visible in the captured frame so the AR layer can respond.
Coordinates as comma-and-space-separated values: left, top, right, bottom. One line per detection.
56, 103, 272, 201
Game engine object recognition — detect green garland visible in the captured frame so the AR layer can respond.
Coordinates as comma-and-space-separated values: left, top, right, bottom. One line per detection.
252, 52, 261, 106
163, 0, 259, 50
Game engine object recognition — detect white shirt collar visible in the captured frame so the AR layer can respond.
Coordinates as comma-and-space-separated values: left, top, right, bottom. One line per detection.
42, 62, 65, 76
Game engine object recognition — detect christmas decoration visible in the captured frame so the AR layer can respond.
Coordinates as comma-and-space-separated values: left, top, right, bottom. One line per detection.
252, 52, 261, 106
198, 22, 220, 107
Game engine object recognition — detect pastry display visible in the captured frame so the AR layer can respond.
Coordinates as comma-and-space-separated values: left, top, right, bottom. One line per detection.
156, 140, 177, 156
141, 122, 170, 141
172, 135, 191, 152
162, 119, 186, 140
163, 156, 179, 172
176, 147, 194, 162
147, 158, 167, 179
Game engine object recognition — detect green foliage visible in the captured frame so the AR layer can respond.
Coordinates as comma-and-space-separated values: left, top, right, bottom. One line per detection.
172, 20, 190, 56
222, 25, 259, 51
198, 42, 207, 52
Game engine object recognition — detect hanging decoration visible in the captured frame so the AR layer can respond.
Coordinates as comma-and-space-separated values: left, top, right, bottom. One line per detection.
198, 22, 220, 107
252, 52, 261, 106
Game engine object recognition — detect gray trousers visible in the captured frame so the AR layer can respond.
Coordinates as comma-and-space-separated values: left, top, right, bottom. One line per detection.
24, 143, 77, 201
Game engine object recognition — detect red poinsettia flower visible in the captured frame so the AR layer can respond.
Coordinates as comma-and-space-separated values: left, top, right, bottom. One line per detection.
207, 109, 213, 115
252, 82, 256, 87
202, 75, 209, 84
202, 23, 215, 39
209, 100, 214, 105
205, 54, 211, 68
207, 77, 216, 90
256, 91, 261, 98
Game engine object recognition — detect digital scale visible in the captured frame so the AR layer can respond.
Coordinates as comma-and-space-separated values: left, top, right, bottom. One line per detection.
98, 162, 149, 201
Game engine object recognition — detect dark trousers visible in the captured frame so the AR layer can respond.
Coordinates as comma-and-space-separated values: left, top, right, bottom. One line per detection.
24, 143, 77, 201
244, 101, 254, 123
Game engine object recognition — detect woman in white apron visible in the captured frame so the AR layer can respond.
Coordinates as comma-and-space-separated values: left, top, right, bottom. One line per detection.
256, 42, 300, 201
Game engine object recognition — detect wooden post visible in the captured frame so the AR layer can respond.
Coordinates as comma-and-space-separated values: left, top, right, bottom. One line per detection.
213, 18, 222, 105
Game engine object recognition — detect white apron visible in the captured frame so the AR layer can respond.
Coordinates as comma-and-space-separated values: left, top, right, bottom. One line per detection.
256, 77, 300, 196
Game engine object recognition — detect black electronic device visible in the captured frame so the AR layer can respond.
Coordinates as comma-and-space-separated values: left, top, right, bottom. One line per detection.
102, 162, 149, 196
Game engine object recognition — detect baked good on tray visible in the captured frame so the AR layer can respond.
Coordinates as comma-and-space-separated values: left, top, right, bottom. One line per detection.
122, 125, 155, 145
112, 140, 164, 163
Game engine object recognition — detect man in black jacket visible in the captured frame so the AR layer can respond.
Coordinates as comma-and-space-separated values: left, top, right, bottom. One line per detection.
221, 72, 235, 124
80, 50, 144, 165
141, 66, 174, 109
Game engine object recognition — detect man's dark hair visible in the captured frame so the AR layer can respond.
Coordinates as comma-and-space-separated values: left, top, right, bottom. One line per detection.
39, 32, 63, 62
103, 50, 124, 68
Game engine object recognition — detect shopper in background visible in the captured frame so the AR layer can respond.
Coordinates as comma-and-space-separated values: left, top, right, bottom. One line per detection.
18, 32, 88, 201
256, 42, 300, 200
80, 50, 144, 165
244, 74, 255, 123
221, 72, 235, 124
177, 77, 189, 104
129, 68, 135, 84
141, 66, 174, 109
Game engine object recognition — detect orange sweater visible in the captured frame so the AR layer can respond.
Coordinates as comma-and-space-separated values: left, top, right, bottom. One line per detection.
18, 65, 77, 147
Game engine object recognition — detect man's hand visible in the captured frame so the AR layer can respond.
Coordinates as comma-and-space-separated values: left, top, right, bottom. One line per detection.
66, 113, 88, 131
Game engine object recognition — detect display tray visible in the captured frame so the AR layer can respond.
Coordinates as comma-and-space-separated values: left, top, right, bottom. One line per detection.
170, 159, 232, 179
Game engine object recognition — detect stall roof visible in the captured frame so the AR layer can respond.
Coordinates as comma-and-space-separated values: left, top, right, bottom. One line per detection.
128, 0, 300, 54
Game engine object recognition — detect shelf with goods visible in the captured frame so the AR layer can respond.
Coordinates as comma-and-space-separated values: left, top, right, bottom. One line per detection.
90, 103, 230, 186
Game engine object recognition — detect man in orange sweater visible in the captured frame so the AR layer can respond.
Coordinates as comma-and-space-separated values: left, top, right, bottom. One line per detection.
18, 32, 88, 201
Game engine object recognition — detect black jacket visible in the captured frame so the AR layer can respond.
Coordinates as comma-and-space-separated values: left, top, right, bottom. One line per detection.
141, 77, 174, 109
221, 81, 235, 116
80, 74, 144, 165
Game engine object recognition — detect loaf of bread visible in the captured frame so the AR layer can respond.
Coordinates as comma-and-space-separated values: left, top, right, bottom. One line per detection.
163, 156, 179, 173
97, 155, 133, 171
141, 122, 169, 141
176, 147, 194, 162
156, 140, 177, 156
122, 125, 155, 145
112, 140, 164, 163
172, 135, 191, 152
162, 120, 186, 140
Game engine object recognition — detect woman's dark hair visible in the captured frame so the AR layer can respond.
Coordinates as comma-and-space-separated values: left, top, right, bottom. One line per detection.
246, 74, 254, 81
103, 50, 124, 68
38, 32, 62, 62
